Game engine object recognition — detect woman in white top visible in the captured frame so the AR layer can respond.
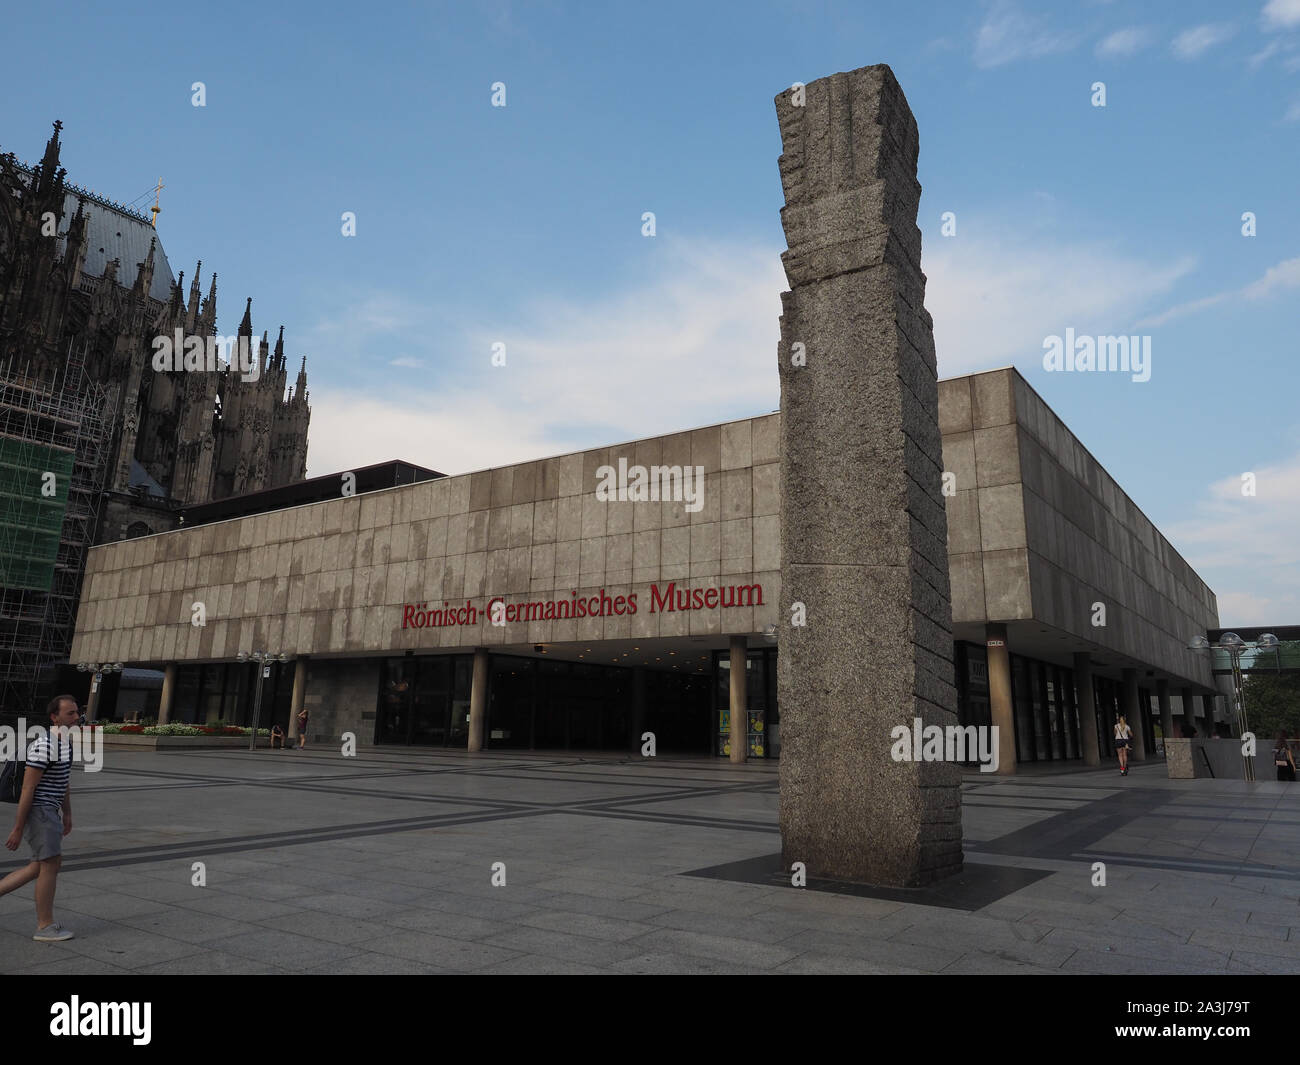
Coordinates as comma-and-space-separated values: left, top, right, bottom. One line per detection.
1114, 716, 1133, 776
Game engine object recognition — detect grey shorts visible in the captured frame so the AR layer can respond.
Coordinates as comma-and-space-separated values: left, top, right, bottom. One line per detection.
23, 806, 63, 861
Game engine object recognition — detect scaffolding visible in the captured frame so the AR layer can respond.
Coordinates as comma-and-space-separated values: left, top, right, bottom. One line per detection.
0, 342, 111, 712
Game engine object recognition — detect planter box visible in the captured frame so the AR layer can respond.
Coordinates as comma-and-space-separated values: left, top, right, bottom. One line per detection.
101, 734, 263, 750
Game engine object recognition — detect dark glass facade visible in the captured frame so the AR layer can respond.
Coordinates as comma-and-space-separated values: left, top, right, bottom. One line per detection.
171, 661, 292, 729
712, 647, 779, 758
1005, 654, 1082, 764
377, 655, 473, 746
482, 655, 634, 752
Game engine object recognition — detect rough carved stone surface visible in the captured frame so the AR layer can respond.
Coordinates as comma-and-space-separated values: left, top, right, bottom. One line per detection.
776, 65, 962, 887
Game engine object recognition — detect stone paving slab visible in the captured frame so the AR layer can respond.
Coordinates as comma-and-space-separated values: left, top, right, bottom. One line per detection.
2, 747, 1299, 974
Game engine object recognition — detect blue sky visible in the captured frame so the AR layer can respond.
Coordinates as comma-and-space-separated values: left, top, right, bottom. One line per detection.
3, 0, 1298, 625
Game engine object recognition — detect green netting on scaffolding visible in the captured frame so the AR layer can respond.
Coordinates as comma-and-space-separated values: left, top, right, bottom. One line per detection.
0, 437, 74, 591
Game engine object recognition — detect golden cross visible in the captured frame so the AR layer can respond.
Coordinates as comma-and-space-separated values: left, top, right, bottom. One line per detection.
150, 177, 164, 228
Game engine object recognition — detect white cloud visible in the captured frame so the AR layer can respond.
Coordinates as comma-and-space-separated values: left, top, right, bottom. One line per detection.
924, 228, 1194, 375
1262, 0, 1300, 30
299, 222, 1202, 478
389, 357, 423, 368
1286, 99, 1300, 121
974, 1, 1077, 68
303, 237, 786, 477
1165, 455, 1300, 625
1096, 27, 1154, 58
1137, 256, 1300, 326
1248, 40, 1283, 68
1171, 23, 1237, 60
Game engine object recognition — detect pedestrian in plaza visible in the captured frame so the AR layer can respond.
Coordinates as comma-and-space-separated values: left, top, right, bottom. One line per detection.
270, 724, 285, 749
1274, 731, 1296, 782
296, 706, 309, 749
0, 694, 79, 941
1114, 715, 1133, 776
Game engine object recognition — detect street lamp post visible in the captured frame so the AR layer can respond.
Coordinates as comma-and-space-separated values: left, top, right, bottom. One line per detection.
236, 650, 289, 751
76, 661, 124, 724
1188, 632, 1279, 783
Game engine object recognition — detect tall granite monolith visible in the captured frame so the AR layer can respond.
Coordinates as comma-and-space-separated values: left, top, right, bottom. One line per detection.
776, 65, 962, 887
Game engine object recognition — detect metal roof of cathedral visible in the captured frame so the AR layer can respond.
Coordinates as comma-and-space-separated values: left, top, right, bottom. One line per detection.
61, 189, 176, 303
14, 163, 177, 303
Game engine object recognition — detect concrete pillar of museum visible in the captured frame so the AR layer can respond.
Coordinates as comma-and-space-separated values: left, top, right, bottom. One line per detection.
982, 625, 1014, 775
729, 636, 747, 764
158, 662, 178, 725
287, 657, 308, 743
467, 648, 490, 752
1180, 686, 1197, 737
1156, 680, 1172, 754
632, 667, 647, 754
1201, 693, 1217, 738
1122, 669, 1145, 761
775, 65, 962, 887
84, 673, 102, 724
1074, 652, 1100, 767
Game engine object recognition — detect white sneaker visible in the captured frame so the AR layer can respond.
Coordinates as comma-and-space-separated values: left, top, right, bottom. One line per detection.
33, 923, 74, 942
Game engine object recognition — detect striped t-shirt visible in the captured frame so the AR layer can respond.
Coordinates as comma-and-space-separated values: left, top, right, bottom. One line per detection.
25, 736, 72, 809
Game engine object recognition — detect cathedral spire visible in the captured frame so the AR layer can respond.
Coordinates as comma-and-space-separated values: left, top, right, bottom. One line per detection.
296, 355, 308, 399
186, 261, 202, 329
34, 120, 66, 212
274, 325, 285, 370
170, 270, 186, 318
201, 272, 218, 332
38, 120, 63, 183
238, 297, 252, 337
133, 236, 156, 298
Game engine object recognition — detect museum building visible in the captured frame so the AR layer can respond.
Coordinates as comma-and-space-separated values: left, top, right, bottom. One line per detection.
69, 367, 1227, 772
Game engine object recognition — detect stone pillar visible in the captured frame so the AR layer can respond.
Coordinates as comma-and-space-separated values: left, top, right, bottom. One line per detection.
287, 657, 308, 742
1122, 669, 1145, 761
467, 648, 489, 752
775, 65, 961, 887
729, 636, 748, 764
1156, 680, 1173, 754
1201, 693, 1217, 738
85, 672, 102, 724
986, 625, 1016, 775
158, 662, 178, 725
632, 666, 647, 754
1074, 652, 1100, 767
1180, 686, 1196, 737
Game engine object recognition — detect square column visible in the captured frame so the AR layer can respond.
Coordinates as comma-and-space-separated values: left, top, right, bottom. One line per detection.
468, 648, 489, 752
287, 657, 308, 742
158, 662, 178, 725
775, 65, 962, 887
729, 636, 748, 764
1074, 652, 1100, 766
1122, 668, 1146, 761
1180, 686, 1197, 737
987, 625, 1016, 774
1156, 680, 1173, 754
1201, 693, 1217, 738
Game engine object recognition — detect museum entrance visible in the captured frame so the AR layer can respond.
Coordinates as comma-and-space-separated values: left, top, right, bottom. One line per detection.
484, 654, 712, 754
375, 651, 717, 754
376, 654, 473, 747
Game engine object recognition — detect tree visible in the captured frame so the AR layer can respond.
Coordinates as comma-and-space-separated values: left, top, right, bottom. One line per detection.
1243, 642, 1300, 739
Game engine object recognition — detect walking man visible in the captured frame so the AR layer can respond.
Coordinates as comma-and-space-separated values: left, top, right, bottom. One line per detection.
0, 694, 78, 941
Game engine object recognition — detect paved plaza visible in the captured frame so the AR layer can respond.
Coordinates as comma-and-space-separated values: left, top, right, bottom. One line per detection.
1, 746, 1297, 975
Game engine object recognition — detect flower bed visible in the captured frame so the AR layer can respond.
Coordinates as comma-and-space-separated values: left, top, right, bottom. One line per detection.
98, 723, 270, 737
